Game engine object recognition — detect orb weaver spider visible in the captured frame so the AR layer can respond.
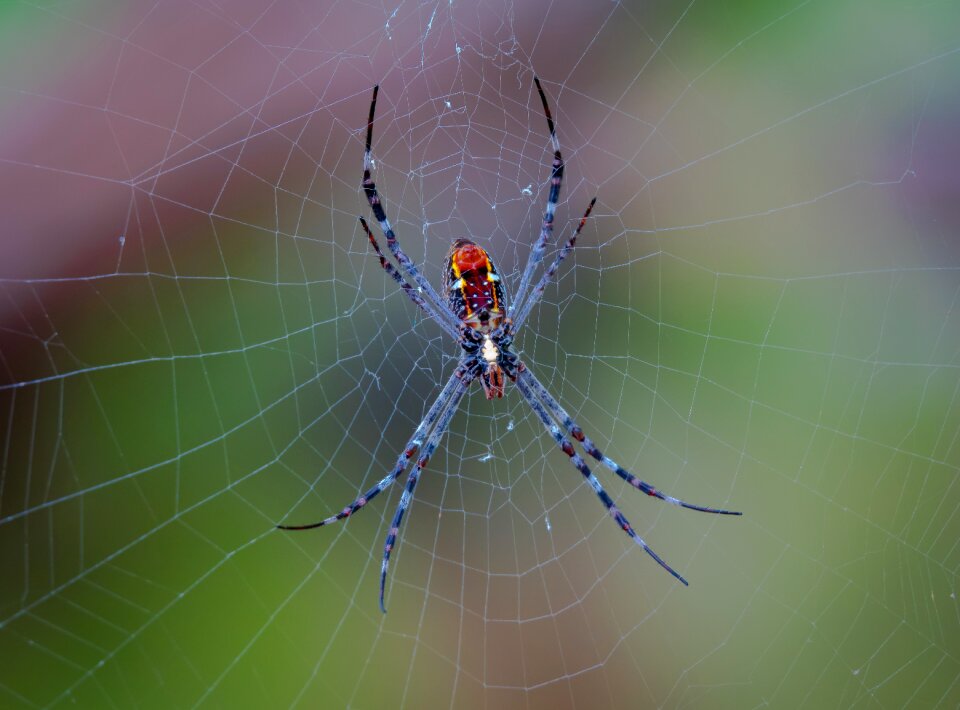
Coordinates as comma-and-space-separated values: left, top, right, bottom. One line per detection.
279, 79, 741, 612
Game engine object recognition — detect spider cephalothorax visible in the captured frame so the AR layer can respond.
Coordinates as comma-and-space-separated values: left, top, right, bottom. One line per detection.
278, 78, 741, 613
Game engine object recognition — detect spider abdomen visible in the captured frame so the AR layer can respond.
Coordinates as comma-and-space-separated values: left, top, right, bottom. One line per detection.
444, 239, 506, 333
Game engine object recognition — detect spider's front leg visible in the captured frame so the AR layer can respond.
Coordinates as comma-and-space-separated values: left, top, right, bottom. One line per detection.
519, 367, 741, 517
513, 368, 691, 586
379, 361, 480, 612
276, 364, 470, 531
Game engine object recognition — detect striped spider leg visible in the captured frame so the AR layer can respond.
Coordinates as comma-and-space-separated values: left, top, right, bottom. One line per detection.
361, 84, 465, 338
378, 364, 476, 611
277, 362, 469, 533
513, 197, 597, 329
360, 216, 462, 342
510, 77, 565, 319
278, 220, 479, 611
513, 371, 690, 584
279, 361, 476, 613
515, 367, 741, 585
519, 368, 741, 517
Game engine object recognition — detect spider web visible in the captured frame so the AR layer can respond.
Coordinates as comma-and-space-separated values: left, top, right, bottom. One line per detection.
2, 0, 960, 707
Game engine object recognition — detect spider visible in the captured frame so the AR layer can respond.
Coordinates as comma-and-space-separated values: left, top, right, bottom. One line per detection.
279, 79, 741, 612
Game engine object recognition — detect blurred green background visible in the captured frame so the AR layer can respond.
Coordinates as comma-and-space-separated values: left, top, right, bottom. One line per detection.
2, 0, 959, 707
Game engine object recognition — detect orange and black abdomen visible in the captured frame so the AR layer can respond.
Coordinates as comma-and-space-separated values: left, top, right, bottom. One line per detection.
444, 239, 506, 333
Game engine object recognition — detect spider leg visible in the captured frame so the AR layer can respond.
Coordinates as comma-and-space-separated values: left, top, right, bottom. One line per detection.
380, 366, 476, 612
518, 367, 741, 516
513, 197, 597, 329
362, 85, 462, 335
277, 363, 470, 531
514, 369, 689, 586
510, 77, 564, 320
359, 217, 461, 341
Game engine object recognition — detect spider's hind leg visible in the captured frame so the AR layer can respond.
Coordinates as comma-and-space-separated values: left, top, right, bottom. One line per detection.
361, 85, 462, 336
511, 77, 565, 319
